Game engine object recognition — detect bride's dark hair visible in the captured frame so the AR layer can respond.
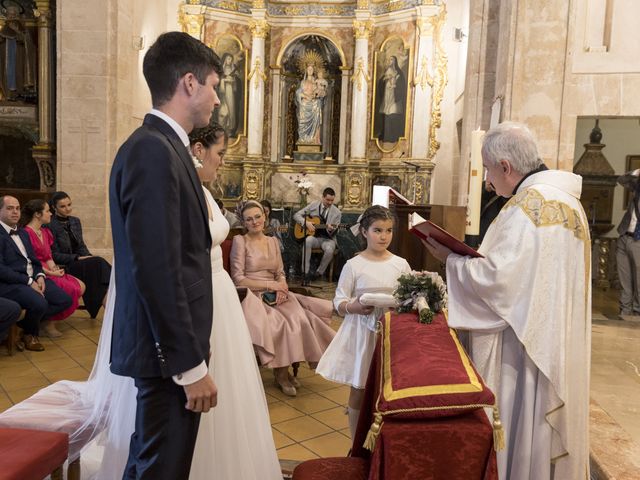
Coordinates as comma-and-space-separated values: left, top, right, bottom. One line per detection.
188, 121, 227, 148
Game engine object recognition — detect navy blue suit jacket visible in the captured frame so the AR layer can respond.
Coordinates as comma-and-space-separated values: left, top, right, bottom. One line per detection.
109, 114, 213, 379
0, 227, 44, 295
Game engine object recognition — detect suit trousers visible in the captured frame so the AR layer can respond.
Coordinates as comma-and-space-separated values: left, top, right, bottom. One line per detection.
123, 376, 201, 480
0, 297, 21, 342
302, 236, 336, 275
616, 234, 640, 314
0, 279, 72, 335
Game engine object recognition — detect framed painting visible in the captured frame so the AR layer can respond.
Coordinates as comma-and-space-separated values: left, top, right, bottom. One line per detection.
210, 34, 247, 147
370, 36, 412, 152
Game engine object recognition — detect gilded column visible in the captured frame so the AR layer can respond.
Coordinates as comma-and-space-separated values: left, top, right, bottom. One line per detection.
349, 17, 373, 162
33, 0, 55, 191
178, 3, 206, 40
247, 17, 269, 157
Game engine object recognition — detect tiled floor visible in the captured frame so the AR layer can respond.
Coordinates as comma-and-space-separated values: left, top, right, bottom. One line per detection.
0, 280, 352, 469
1, 281, 639, 473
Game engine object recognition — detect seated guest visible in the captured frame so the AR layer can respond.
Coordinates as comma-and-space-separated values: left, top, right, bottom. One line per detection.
22, 199, 85, 337
48, 191, 111, 318
230, 200, 335, 397
294, 187, 341, 281
0, 297, 21, 346
0, 196, 72, 351
260, 199, 284, 249
215, 198, 241, 228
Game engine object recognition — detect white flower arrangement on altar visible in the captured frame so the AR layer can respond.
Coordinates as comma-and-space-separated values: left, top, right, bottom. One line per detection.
290, 172, 313, 206
393, 270, 448, 324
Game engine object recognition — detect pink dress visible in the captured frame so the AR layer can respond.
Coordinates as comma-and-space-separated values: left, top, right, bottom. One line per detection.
25, 226, 82, 321
230, 235, 336, 368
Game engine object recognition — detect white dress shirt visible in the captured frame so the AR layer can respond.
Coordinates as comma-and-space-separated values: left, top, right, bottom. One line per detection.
0, 220, 44, 283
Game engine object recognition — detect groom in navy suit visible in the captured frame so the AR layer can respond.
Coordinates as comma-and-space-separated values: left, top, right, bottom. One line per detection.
0, 195, 72, 351
109, 32, 221, 479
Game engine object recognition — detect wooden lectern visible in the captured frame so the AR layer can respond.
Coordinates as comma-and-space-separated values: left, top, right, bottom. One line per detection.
388, 204, 467, 277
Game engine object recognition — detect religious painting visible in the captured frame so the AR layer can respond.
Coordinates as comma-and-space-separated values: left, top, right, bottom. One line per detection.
218, 166, 243, 201
623, 155, 640, 209
210, 35, 247, 146
371, 36, 412, 152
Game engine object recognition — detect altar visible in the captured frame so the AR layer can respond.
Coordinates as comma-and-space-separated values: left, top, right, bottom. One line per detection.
293, 312, 498, 480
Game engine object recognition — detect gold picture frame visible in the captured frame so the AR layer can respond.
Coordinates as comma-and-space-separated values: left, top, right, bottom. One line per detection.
370, 35, 412, 153
209, 34, 248, 148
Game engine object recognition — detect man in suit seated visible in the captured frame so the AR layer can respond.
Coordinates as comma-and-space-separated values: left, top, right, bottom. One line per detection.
294, 187, 342, 281
0, 297, 21, 346
0, 196, 72, 351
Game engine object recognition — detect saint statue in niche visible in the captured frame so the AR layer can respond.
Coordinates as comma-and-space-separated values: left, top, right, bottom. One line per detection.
0, 3, 36, 102
295, 50, 327, 145
217, 53, 242, 137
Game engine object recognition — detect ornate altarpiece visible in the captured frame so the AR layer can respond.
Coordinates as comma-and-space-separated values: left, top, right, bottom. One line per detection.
179, 0, 447, 213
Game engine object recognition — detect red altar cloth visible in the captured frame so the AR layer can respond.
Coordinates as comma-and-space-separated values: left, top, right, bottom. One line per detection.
351, 312, 498, 480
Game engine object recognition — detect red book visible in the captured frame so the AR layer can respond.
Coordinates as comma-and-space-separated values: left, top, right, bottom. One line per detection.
409, 212, 483, 258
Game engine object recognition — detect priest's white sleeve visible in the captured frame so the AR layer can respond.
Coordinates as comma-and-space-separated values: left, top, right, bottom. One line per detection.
446, 253, 508, 332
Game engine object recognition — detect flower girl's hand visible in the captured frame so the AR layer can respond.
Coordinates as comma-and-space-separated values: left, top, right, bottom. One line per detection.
346, 299, 374, 316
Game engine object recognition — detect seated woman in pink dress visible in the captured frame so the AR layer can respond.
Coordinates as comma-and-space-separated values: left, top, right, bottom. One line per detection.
230, 200, 335, 397
21, 199, 85, 337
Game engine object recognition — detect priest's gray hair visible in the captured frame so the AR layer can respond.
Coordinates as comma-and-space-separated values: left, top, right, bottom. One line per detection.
481, 122, 543, 175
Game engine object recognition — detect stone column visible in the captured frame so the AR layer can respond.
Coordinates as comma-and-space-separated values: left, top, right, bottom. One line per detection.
410, 16, 435, 160
349, 17, 373, 162
32, 0, 55, 191
247, 17, 269, 158
269, 68, 281, 163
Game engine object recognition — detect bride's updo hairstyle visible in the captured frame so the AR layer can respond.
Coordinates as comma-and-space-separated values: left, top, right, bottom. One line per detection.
237, 200, 264, 219
188, 120, 228, 148
359, 205, 394, 235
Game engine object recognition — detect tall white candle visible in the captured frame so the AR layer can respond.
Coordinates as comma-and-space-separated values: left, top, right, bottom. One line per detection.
465, 129, 485, 236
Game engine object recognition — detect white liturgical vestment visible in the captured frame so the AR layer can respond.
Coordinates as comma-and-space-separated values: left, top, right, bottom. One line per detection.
446, 170, 591, 480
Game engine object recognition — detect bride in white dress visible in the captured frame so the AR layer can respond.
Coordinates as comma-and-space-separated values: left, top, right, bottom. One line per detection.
0, 123, 281, 479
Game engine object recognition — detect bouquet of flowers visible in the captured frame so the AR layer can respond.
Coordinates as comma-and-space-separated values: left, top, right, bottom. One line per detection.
393, 270, 447, 324
290, 172, 313, 206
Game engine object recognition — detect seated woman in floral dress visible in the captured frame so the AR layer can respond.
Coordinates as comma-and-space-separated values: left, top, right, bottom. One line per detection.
230, 200, 335, 397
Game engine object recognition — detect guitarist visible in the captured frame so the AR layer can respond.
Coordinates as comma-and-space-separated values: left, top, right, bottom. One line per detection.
294, 187, 342, 281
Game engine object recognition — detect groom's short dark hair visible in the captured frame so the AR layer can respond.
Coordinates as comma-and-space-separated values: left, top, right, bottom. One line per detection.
322, 187, 336, 197
143, 32, 222, 108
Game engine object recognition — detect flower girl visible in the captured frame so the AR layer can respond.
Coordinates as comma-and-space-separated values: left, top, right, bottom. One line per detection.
316, 205, 411, 438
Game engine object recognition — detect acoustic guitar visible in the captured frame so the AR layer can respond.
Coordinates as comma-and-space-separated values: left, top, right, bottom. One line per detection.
293, 217, 350, 240
264, 223, 289, 236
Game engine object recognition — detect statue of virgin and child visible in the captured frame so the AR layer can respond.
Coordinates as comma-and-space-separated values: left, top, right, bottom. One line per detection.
295, 59, 328, 145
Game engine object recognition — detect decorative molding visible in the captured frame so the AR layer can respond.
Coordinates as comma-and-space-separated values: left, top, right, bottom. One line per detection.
413, 55, 433, 89
248, 18, 270, 38
356, 0, 370, 9
350, 57, 370, 92
353, 19, 374, 39
248, 57, 267, 89
426, 5, 447, 163
252, 0, 265, 8
346, 171, 367, 207
416, 17, 434, 37
243, 168, 263, 199
178, 4, 206, 39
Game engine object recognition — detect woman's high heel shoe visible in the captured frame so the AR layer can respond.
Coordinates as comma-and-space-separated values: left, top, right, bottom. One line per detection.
288, 373, 301, 389
274, 369, 297, 396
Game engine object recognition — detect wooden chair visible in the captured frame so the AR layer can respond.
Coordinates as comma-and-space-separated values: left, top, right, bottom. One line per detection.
0, 427, 69, 480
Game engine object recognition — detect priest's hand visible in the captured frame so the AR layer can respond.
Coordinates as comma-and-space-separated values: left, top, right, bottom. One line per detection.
421, 237, 453, 263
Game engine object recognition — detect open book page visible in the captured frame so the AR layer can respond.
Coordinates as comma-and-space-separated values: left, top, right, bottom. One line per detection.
372, 185, 413, 207
409, 212, 483, 258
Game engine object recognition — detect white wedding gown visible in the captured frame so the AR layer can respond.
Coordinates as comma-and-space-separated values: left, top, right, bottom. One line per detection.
2, 188, 281, 479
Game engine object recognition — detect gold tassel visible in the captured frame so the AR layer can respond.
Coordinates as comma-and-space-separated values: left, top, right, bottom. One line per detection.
492, 405, 505, 451
363, 413, 384, 452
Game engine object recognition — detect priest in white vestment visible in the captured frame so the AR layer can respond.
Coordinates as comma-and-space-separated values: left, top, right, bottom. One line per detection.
424, 122, 591, 480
